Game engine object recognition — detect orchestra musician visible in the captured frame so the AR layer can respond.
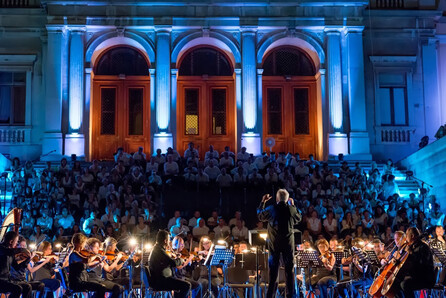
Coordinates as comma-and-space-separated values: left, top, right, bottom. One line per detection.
0, 231, 33, 298
338, 238, 373, 298
171, 235, 201, 297
84, 238, 125, 298
431, 225, 446, 284
68, 233, 107, 297
194, 236, 222, 297
388, 227, 436, 298
312, 239, 337, 298
102, 237, 129, 288
30, 241, 62, 298
148, 230, 191, 298
257, 189, 302, 298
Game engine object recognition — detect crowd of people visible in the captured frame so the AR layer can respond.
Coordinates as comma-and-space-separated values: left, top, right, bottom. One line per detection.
1, 142, 445, 297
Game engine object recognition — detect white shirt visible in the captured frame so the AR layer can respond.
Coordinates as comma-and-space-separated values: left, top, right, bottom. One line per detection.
146, 162, 159, 173
219, 157, 234, 168
164, 162, 179, 175
295, 165, 309, 177
205, 151, 219, 160
192, 226, 210, 238
237, 152, 250, 162
232, 226, 249, 241
204, 166, 221, 180
213, 225, 231, 239
188, 217, 200, 228
217, 174, 232, 188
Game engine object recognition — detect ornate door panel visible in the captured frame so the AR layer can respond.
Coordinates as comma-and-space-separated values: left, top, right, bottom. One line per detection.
177, 78, 235, 158
92, 77, 150, 160
263, 77, 317, 157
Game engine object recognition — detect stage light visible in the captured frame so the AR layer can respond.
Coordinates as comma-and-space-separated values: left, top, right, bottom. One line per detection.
55, 243, 62, 249
242, 249, 250, 253
29, 243, 36, 251
129, 238, 137, 246
144, 243, 152, 250
260, 233, 268, 240
202, 237, 209, 243
251, 247, 257, 252
217, 239, 226, 245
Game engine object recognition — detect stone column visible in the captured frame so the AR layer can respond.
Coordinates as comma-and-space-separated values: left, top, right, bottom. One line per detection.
346, 28, 371, 159
65, 27, 86, 157
326, 28, 348, 156
43, 26, 68, 157
153, 27, 173, 152
422, 38, 441, 140
240, 28, 261, 155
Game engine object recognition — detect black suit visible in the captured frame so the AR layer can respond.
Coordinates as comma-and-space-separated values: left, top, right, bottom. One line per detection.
257, 200, 301, 298
148, 244, 191, 298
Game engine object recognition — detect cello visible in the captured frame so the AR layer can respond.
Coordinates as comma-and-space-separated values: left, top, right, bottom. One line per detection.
368, 241, 409, 297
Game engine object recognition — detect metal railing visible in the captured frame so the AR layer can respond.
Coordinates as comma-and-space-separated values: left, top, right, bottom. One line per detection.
0, 126, 31, 144
0, 0, 39, 8
376, 126, 414, 143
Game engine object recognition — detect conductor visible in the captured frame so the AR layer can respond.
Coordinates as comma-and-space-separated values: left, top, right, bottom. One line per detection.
257, 189, 302, 298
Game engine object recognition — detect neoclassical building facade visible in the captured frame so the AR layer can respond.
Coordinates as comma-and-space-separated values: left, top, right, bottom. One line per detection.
0, 0, 443, 161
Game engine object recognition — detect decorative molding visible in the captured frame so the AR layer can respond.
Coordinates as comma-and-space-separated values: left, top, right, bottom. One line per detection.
369, 56, 417, 68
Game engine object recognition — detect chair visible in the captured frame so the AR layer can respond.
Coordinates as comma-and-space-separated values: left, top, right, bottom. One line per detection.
227, 267, 254, 297
416, 284, 446, 298
142, 266, 173, 298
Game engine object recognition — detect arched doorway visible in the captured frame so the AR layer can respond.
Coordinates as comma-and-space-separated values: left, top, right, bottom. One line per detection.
177, 47, 236, 158
91, 46, 150, 160
262, 47, 319, 158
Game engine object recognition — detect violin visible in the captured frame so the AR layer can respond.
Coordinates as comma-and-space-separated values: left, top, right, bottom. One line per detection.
31, 251, 58, 264
14, 248, 31, 264
74, 250, 106, 264
102, 250, 129, 262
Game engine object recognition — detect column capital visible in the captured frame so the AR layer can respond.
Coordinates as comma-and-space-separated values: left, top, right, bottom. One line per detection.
240, 27, 257, 35
324, 27, 344, 35
319, 68, 326, 75
257, 68, 264, 75
67, 26, 86, 34
155, 26, 172, 35
149, 68, 156, 75
345, 26, 365, 35
171, 68, 178, 75
234, 68, 241, 75
46, 25, 68, 34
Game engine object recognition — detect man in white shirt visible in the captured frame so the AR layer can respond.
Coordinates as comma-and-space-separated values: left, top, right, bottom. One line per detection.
205, 145, 219, 161
133, 146, 147, 161
114, 147, 131, 165
153, 148, 166, 164
295, 160, 309, 178
148, 170, 162, 186
164, 155, 179, 176
213, 218, 231, 239
168, 210, 181, 229
229, 211, 244, 227
219, 152, 234, 169
146, 158, 159, 174
216, 168, 232, 188
255, 155, 270, 172
170, 217, 190, 238
231, 220, 249, 241
184, 142, 199, 160
192, 218, 210, 238
382, 175, 400, 199
55, 207, 75, 230
236, 147, 250, 163
37, 210, 53, 234
188, 211, 201, 228
166, 147, 181, 162
204, 160, 221, 180
196, 168, 210, 185
220, 146, 235, 159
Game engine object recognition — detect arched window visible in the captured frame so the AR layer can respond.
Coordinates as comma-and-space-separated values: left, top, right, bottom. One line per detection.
263, 47, 316, 76
95, 47, 149, 76
179, 47, 233, 76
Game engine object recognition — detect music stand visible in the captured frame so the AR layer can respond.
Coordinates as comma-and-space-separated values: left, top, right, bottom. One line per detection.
295, 250, 323, 298
332, 251, 346, 280
210, 248, 234, 298
249, 230, 267, 298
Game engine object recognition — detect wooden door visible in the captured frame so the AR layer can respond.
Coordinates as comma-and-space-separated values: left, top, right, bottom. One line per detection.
177, 78, 235, 158
91, 77, 150, 160
263, 77, 317, 157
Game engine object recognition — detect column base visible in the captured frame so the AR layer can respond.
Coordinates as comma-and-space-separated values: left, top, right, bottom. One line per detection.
241, 133, 262, 157
65, 133, 85, 158
42, 132, 63, 156
349, 131, 372, 160
153, 133, 173, 153
328, 133, 348, 156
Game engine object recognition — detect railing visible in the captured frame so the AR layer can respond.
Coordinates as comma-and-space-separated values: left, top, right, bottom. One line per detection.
370, 0, 405, 8
369, 0, 437, 9
0, 0, 39, 8
0, 126, 31, 144
376, 126, 415, 144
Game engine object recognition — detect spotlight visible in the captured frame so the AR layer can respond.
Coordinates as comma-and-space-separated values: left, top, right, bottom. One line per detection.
144, 243, 152, 250
217, 239, 226, 245
55, 243, 62, 249
129, 238, 137, 247
242, 249, 250, 253
29, 243, 36, 251
259, 233, 268, 240
250, 247, 257, 252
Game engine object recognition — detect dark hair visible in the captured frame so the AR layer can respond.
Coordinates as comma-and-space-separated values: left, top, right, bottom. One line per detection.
156, 230, 170, 244
3, 231, 18, 245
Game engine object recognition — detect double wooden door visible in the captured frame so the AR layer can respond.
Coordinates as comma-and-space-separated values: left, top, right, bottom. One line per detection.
91, 77, 150, 160
177, 78, 235, 158
263, 77, 317, 157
